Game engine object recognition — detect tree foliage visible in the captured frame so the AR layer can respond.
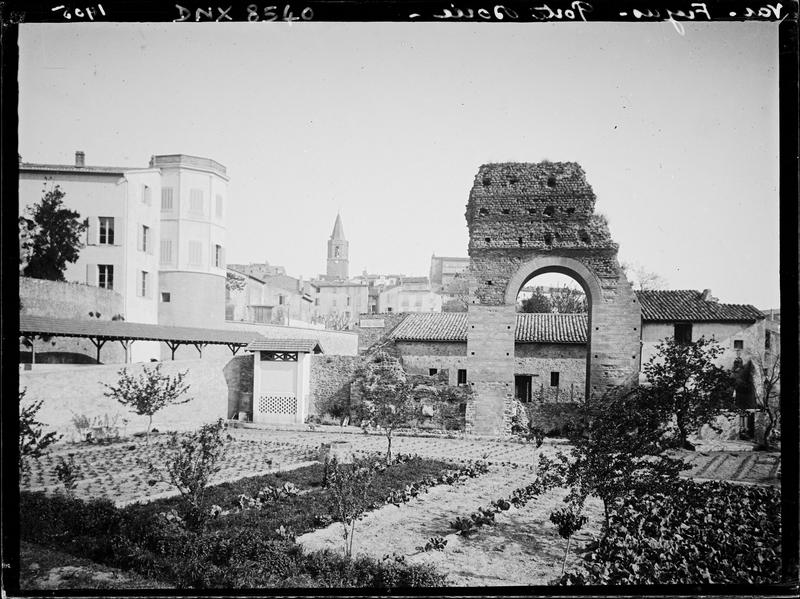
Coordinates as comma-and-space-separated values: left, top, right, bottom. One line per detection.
550, 285, 587, 314
519, 290, 552, 313
104, 364, 191, 443
641, 337, 734, 449
620, 261, 667, 291
21, 183, 88, 281
538, 386, 689, 528
19, 388, 62, 481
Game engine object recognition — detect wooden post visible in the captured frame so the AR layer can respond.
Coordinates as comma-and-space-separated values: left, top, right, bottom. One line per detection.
118, 339, 132, 363
192, 342, 207, 358
166, 341, 180, 360
89, 338, 107, 364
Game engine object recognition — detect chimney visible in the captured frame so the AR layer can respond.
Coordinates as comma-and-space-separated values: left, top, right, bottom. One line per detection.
700, 289, 718, 303
75, 151, 85, 167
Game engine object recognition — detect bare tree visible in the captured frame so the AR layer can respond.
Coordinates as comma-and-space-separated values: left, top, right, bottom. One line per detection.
750, 348, 780, 450
324, 310, 351, 331
441, 275, 470, 312
621, 261, 667, 291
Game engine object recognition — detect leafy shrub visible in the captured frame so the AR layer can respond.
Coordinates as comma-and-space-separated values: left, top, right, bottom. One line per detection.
558, 479, 781, 585
146, 422, 229, 525
422, 536, 448, 552
19, 389, 61, 481
54, 455, 80, 495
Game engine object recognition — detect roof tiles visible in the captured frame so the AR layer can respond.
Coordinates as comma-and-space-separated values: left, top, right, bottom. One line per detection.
635, 290, 764, 322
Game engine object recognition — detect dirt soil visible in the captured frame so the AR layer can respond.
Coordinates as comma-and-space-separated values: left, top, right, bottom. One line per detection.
297, 464, 604, 586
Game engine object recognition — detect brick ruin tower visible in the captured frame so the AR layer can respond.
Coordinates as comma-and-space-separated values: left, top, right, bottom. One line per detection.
464, 162, 641, 435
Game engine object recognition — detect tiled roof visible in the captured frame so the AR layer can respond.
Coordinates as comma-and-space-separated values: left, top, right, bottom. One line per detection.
390, 312, 587, 343
19, 162, 128, 175
516, 313, 587, 343
245, 339, 324, 353
635, 290, 764, 322
19, 315, 264, 344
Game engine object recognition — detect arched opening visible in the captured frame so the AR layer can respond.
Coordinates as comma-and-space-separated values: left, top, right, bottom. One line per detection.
505, 256, 604, 407
512, 270, 591, 421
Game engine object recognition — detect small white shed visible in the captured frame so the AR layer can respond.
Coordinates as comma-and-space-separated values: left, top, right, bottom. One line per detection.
245, 338, 324, 425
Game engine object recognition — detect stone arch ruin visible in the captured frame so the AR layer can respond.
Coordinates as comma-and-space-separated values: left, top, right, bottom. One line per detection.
465, 162, 641, 435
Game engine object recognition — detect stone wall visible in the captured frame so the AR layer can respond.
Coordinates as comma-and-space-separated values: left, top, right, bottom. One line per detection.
522, 402, 583, 436
353, 312, 409, 353
19, 357, 237, 440
464, 162, 641, 435
224, 320, 359, 356
19, 277, 126, 364
309, 354, 362, 417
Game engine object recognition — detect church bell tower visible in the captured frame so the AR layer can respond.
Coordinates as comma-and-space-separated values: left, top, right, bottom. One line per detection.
326, 213, 349, 280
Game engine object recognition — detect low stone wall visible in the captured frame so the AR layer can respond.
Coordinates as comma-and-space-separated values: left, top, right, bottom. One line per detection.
309, 354, 362, 418
224, 320, 358, 356
19, 357, 239, 440
522, 402, 583, 436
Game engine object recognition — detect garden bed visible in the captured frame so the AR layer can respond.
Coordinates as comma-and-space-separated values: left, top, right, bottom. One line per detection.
20, 455, 483, 589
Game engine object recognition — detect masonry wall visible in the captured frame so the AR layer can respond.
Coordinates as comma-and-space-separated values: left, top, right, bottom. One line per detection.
19, 357, 235, 440
309, 354, 362, 417
641, 320, 765, 372
19, 277, 126, 364
224, 320, 359, 356
515, 343, 586, 403
353, 312, 409, 353
396, 341, 466, 385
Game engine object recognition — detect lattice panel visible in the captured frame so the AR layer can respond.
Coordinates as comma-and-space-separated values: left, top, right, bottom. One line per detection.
258, 394, 297, 415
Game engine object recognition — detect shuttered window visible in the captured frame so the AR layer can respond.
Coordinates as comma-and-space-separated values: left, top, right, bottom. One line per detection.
98, 217, 115, 245
160, 239, 173, 265
161, 187, 174, 211
190, 189, 204, 214
189, 241, 203, 266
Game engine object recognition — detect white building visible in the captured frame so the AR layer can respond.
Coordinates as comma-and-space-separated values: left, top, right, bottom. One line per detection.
19, 151, 229, 362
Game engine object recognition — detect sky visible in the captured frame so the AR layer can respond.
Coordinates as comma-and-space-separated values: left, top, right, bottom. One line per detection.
18, 21, 780, 308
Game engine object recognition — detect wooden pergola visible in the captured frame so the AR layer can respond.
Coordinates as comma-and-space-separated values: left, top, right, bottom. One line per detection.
19, 315, 266, 364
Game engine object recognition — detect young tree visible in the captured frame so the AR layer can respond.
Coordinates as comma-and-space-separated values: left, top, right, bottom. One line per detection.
519, 290, 553, 313
22, 183, 88, 281
147, 421, 229, 526
326, 458, 377, 558
538, 386, 689, 529
550, 285, 587, 314
103, 364, 191, 444
359, 352, 418, 465
19, 388, 61, 482
641, 337, 734, 450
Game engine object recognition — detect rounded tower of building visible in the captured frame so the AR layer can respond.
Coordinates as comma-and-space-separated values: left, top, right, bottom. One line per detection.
153, 154, 228, 327
326, 212, 349, 280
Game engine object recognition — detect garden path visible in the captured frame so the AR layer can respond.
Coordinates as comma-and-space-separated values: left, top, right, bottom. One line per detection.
296, 463, 606, 586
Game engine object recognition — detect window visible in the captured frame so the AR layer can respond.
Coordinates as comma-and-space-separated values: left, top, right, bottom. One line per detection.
387, 307, 393, 313
674, 323, 693, 345
765, 330, 771, 350
278, 295, 285, 305
142, 185, 151, 205
346, 296, 351, 306
550, 372, 560, 387
215, 194, 223, 218
140, 271, 149, 298
429, 368, 438, 375
98, 265, 114, 290
160, 239, 173, 265
140, 225, 150, 253
188, 241, 203, 265
733, 340, 744, 350
161, 292, 171, 303
457, 369, 467, 385
190, 189, 204, 214
98, 217, 115, 245
161, 187, 174, 211
516, 375, 533, 401
215, 244, 224, 268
